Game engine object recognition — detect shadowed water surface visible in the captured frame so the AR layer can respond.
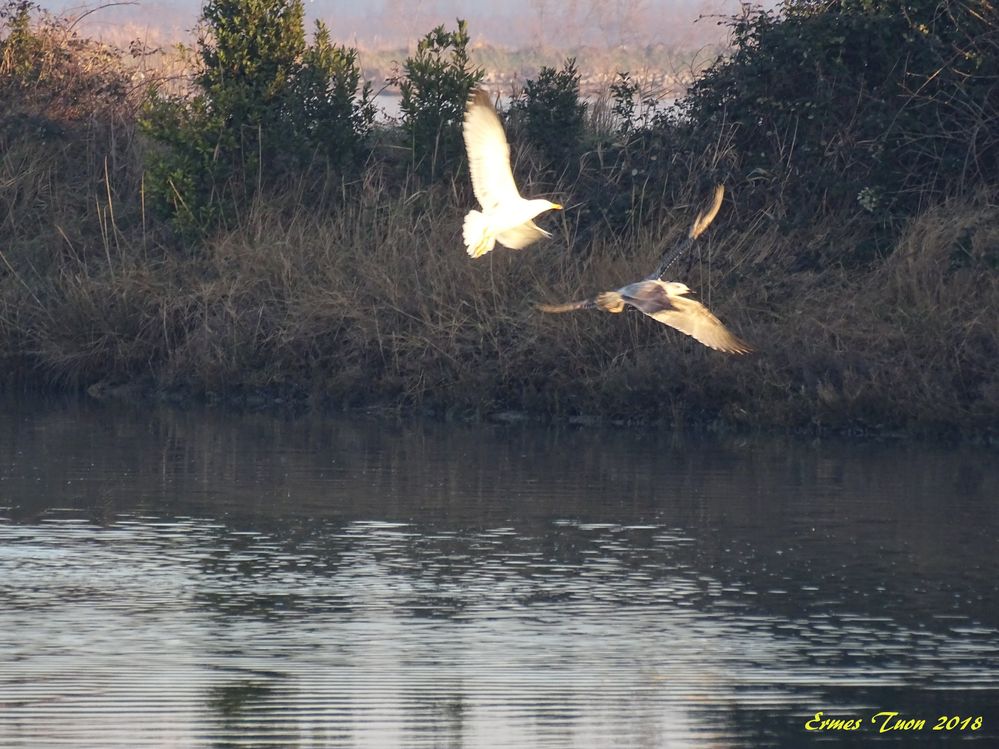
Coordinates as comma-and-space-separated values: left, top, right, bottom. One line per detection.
1, 397, 997, 747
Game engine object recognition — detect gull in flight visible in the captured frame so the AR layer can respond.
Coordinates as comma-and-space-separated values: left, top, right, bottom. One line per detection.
462, 88, 563, 258
539, 185, 752, 355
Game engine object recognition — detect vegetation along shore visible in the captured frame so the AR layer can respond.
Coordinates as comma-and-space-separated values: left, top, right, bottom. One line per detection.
1, 0, 996, 438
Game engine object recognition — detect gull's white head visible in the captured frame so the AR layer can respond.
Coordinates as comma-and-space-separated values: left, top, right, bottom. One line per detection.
526, 198, 562, 213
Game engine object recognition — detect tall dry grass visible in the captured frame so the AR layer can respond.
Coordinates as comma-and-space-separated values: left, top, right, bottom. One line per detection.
4, 151, 996, 434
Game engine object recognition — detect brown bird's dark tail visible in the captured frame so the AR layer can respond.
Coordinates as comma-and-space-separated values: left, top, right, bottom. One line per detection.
537, 298, 597, 313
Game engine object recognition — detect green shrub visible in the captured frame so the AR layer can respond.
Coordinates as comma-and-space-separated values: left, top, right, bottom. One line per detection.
394, 19, 483, 177
609, 72, 640, 136
141, 0, 374, 234
609, 72, 664, 138
509, 57, 586, 166
290, 21, 375, 168
678, 0, 998, 227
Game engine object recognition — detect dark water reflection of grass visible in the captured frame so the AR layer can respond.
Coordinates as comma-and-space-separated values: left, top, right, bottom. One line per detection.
0, 396, 997, 747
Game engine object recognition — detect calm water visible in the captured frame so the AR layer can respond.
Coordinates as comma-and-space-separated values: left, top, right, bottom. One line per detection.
1, 397, 997, 748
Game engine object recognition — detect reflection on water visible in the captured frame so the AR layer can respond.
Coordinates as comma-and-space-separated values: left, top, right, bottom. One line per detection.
0, 396, 997, 747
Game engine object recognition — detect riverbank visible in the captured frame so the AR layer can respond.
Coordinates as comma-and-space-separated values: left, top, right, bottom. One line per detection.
3, 174, 995, 440
2, 2, 996, 440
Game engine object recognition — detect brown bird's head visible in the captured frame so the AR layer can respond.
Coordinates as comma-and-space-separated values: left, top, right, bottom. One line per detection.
661, 281, 692, 297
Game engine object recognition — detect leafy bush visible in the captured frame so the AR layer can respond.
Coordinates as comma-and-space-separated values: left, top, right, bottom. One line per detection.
609, 72, 640, 136
677, 0, 999, 224
394, 19, 483, 177
142, 0, 374, 233
509, 57, 586, 166
290, 21, 375, 167
609, 72, 664, 137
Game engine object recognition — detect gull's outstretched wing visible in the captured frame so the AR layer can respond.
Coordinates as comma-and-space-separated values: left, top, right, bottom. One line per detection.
648, 295, 753, 355
463, 89, 521, 211
497, 221, 551, 249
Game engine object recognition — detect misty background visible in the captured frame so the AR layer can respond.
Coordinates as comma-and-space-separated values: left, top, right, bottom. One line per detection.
40, 0, 746, 50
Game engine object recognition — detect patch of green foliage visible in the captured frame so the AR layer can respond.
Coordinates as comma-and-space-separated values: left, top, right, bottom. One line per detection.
394, 19, 483, 178
677, 0, 998, 225
1, 1, 40, 80
509, 57, 587, 166
609, 72, 640, 136
141, 0, 375, 234
609, 72, 663, 137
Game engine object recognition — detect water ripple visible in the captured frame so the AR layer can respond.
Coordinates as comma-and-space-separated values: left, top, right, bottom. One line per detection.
1, 401, 998, 747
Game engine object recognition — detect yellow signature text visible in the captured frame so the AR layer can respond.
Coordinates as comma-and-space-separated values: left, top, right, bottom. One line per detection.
804, 712, 862, 731
804, 711, 984, 734
872, 712, 926, 732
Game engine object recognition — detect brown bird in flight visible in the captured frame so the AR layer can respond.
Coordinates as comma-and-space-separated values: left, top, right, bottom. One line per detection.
538, 185, 752, 355
539, 280, 752, 355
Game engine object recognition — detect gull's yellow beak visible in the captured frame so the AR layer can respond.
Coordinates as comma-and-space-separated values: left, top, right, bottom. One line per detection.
551, 203, 564, 210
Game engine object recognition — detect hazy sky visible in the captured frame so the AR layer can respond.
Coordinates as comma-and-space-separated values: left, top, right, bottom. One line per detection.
40, 0, 745, 48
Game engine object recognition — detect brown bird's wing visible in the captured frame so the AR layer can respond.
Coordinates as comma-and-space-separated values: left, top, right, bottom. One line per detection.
463, 89, 520, 211
647, 295, 753, 354
689, 184, 725, 240
649, 184, 725, 280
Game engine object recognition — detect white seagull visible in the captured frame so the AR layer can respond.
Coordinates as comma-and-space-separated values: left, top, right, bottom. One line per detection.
462, 88, 563, 258
539, 280, 753, 355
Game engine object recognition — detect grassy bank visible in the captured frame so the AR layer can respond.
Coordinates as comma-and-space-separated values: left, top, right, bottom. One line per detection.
1, 1, 996, 437
4, 166, 995, 435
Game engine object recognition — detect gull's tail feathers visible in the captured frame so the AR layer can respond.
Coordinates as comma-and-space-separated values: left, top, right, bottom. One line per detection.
539, 291, 628, 315
463, 210, 496, 258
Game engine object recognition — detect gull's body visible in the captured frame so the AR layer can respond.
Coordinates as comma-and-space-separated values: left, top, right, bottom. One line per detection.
462, 89, 562, 258
540, 280, 752, 355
